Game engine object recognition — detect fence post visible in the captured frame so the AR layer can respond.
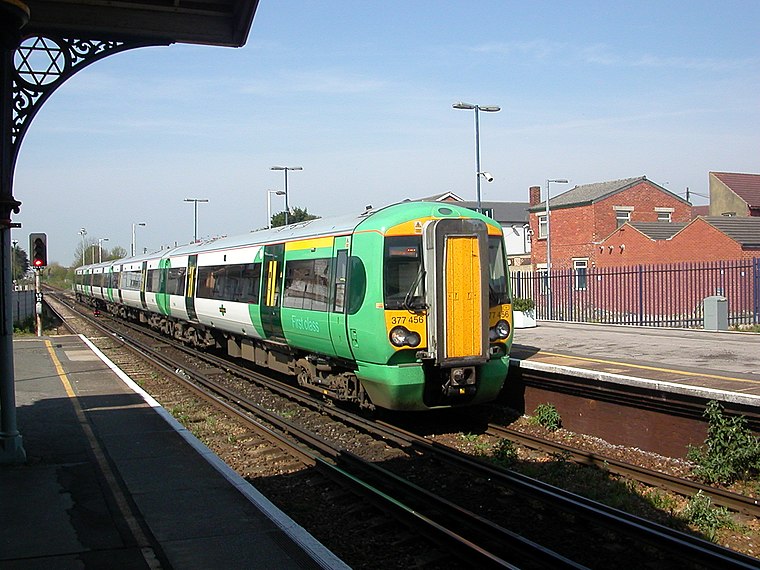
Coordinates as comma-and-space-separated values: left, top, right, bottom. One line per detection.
638, 265, 644, 326
752, 257, 760, 325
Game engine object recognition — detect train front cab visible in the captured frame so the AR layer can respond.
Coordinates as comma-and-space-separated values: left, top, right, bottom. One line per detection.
351, 207, 512, 410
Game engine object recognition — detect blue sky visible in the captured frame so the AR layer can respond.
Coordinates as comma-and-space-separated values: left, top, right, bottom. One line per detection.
13, 1, 760, 264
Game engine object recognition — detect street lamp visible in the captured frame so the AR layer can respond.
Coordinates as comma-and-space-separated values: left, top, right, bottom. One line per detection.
267, 190, 286, 229
545, 178, 569, 319
97, 238, 109, 263
184, 198, 208, 242
131, 222, 146, 257
271, 166, 302, 225
79, 228, 87, 266
453, 102, 500, 212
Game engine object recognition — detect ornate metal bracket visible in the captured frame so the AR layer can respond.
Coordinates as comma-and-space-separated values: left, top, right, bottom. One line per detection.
10, 35, 161, 168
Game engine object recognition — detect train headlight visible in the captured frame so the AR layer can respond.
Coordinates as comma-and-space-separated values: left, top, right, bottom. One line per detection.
490, 319, 511, 341
389, 326, 421, 347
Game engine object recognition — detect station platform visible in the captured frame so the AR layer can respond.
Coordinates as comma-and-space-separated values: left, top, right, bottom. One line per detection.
2, 335, 348, 570
511, 321, 760, 407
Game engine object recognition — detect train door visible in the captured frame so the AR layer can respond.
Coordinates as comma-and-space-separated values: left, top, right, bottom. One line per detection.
185, 254, 198, 321
139, 261, 148, 311
424, 218, 489, 366
260, 243, 285, 340
329, 237, 354, 360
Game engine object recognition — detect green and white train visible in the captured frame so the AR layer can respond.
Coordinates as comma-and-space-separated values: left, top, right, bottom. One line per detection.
75, 201, 514, 411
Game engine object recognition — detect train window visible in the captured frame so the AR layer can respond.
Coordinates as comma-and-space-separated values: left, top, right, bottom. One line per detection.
487, 237, 510, 306
146, 269, 161, 293
347, 257, 366, 315
120, 271, 143, 291
240, 264, 262, 304
333, 250, 348, 313
166, 267, 187, 296
384, 236, 424, 310
196, 263, 261, 304
283, 258, 331, 312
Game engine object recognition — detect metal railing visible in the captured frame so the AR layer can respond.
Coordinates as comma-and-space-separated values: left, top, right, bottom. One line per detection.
510, 257, 760, 327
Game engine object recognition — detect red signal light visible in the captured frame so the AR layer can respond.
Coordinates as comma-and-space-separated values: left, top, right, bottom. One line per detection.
29, 233, 48, 268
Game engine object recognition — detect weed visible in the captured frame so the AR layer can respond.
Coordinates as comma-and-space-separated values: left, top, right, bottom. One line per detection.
530, 403, 562, 431
491, 439, 518, 467
682, 490, 736, 541
645, 489, 679, 514
686, 400, 760, 484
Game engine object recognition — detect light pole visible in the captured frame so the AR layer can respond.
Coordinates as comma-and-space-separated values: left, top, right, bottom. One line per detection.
97, 238, 109, 263
79, 228, 87, 266
267, 190, 286, 229
184, 198, 208, 242
271, 166, 302, 225
545, 178, 569, 320
131, 222, 146, 257
453, 102, 500, 212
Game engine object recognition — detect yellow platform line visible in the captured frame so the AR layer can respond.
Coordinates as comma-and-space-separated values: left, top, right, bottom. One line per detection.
534, 350, 760, 387
45, 340, 161, 569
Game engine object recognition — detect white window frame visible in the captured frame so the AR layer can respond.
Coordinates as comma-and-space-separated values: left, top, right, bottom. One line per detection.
536, 263, 549, 294
614, 206, 633, 228
537, 215, 547, 239
655, 207, 673, 222
573, 258, 588, 290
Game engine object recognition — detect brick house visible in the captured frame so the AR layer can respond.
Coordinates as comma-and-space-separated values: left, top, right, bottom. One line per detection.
597, 216, 760, 267
527, 176, 692, 272
709, 171, 760, 217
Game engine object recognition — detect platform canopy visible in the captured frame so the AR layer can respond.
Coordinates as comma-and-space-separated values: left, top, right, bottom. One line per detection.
22, 0, 260, 47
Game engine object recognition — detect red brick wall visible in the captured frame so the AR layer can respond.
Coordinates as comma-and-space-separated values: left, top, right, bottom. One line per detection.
530, 180, 694, 268
596, 218, 754, 267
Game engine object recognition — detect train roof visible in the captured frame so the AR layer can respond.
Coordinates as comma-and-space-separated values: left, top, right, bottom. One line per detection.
75, 201, 499, 270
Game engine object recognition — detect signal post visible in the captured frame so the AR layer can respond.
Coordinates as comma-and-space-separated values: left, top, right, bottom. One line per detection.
29, 232, 46, 336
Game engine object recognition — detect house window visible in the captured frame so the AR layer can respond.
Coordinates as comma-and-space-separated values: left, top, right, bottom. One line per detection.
537, 215, 547, 239
655, 207, 673, 222
536, 264, 549, 294
573, 258, 588, 290
614, 209, 632, 228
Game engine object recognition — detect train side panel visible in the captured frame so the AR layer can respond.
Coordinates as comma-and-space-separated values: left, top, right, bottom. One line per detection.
194, 245, 265, 339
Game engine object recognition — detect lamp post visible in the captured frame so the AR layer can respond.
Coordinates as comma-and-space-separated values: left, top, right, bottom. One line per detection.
452, 102, 500, 212
97, 238, 109, 263
131, 222, 146, 257
184, 198, 208, 242
545, 178, 569, 320
79, 228, 87, 266
267, 190, 286, 229
271, 166, 302, 225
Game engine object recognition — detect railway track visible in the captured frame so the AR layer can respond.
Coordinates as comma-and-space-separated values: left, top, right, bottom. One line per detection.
44, 290, 760, 568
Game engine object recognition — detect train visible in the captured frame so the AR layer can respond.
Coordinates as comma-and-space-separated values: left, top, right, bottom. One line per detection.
74, 201, 514, 411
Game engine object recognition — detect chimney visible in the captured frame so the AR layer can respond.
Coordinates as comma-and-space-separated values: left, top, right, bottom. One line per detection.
529, 185, 541, 206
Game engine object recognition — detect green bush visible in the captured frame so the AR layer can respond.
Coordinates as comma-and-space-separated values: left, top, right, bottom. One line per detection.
686, 400, 760, 484
513, 297, 535, 312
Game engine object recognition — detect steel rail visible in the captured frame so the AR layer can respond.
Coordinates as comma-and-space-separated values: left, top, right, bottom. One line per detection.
487, 423, 760, 516
383, 421, 760, 570
48, 292, 579, 569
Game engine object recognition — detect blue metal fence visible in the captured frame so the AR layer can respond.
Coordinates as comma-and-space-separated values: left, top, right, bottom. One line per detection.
510, 257, 760, 328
